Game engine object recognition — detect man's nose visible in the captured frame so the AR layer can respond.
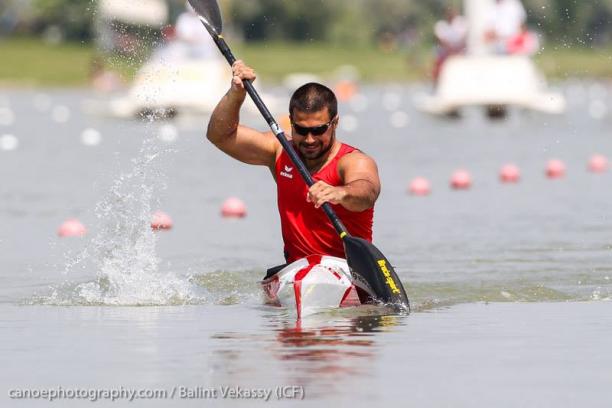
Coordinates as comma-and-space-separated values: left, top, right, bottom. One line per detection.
304, 133, 316, 143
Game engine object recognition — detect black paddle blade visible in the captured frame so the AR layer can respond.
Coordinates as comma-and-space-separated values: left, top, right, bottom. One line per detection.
187, 0, 223, 35
344, 236, 410, 312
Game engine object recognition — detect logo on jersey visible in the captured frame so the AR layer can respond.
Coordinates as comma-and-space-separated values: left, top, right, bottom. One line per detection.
280, 165, 294, 179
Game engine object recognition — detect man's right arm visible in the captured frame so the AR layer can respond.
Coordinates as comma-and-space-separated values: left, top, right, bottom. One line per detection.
206, 60, 279, 169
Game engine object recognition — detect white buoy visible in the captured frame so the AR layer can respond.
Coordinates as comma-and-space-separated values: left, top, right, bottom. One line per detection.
564, 83, 586, 106
80, 128, 102, 146
382, 92, 401, 111
158, 124, 178, 143
340, 114, 358, 133
51, 105, 71, 123
588, 83, 608, 100
0, 107, 15, 126
349, 94, 369, 112
0, 134, 18, 151
588, 100, 607, 120
390, 111, 409, 128
33, 94, 52, 112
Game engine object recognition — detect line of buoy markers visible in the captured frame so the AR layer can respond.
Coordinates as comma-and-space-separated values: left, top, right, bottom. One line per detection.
56, 154, 609, 237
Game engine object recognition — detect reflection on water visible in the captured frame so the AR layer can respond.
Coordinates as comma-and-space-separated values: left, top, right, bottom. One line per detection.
3, 302, 611, 406
209, 309, 403, 398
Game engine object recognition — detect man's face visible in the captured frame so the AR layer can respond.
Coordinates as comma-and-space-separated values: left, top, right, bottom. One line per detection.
290, 109, 337, 161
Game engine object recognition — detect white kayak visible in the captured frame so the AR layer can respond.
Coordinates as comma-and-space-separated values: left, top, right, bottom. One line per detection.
261, 255, 376, 318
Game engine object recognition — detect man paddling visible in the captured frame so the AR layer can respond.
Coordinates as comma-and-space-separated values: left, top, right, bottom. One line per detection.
207, 60, 380, 274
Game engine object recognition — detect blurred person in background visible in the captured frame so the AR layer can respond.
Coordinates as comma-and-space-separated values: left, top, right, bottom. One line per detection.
89, 56, 125, 93
151, 2, 218, 62
174, 2, 217, 59
506, 23, 539, 55
432, 7, 467, 85
484, 0, 527, 54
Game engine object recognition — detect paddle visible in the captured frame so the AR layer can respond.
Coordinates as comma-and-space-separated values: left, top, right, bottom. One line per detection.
188, 0, 410, 312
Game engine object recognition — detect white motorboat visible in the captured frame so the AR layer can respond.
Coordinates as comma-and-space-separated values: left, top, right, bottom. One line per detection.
417, 54, 566, 115
416, 0, 566, 117
87, 51, 280, 120
91, 0, 279, 120
107, 56, 231, 119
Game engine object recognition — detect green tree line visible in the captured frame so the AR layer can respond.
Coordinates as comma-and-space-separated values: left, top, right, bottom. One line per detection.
4, 0, 611, 47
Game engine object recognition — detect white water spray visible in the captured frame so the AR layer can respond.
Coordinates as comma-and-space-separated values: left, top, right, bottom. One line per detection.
49, 137, 200, 306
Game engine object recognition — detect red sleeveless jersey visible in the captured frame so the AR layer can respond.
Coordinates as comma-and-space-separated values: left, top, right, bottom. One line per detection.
275, 143, 374, 262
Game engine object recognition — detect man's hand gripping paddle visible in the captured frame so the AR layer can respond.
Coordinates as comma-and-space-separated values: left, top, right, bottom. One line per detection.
188, 0, 410, 312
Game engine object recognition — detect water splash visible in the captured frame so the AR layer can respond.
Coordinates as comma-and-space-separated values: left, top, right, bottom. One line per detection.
42, 138, 202, 306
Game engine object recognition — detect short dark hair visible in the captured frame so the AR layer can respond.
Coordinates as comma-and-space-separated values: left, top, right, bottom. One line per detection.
289, 82, 337, 120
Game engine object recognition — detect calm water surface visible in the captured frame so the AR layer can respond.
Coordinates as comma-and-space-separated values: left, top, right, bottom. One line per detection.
1, 84, 611, 406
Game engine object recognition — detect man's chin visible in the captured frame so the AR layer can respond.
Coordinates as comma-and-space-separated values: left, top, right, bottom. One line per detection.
300, 148, 321, 159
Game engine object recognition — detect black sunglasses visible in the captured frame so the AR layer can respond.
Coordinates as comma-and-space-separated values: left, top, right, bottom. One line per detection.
291, 117, 337, 136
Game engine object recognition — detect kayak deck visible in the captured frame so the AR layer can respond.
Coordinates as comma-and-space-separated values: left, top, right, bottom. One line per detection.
261, 255, 374, 318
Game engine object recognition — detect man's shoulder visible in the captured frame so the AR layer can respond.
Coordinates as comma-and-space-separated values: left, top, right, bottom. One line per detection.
339, 143, 375, 163
337, 145, 378, 179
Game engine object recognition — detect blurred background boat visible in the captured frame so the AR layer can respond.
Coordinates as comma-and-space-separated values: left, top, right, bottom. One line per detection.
416, 0, 566, 118
87, 0, 277, 119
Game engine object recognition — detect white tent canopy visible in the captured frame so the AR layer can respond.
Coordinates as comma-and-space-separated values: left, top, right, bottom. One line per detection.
98, 0, 168, 26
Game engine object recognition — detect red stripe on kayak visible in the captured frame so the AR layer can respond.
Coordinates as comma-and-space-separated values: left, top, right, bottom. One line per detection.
339, 286, 353, 306
293, 255, 322, 318
294, 280, 302, 319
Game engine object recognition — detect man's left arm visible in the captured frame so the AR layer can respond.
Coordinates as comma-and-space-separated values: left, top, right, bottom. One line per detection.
307, 152, 381, 212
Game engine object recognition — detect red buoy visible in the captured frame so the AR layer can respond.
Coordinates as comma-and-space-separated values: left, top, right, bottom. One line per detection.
151, 211, 173, 230
57, 218, 86, 237
588, 154, 608, 173
221, 197, 247, 218
500, 164, 520, 183
546, 159, 566, 179
408, 177, 431, 196
450, 169, 472, 190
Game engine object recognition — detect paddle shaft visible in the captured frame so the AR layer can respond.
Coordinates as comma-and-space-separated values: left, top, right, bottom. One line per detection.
210, 33, 350, 238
